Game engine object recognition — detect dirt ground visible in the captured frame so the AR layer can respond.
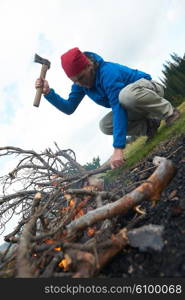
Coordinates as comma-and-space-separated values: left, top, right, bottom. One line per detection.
100, 133, 185, 278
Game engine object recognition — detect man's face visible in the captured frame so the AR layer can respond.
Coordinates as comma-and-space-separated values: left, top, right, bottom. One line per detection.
70, 64, 95, 88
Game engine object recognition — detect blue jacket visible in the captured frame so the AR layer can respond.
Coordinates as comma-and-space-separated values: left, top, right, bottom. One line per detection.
45, 51, 152, 148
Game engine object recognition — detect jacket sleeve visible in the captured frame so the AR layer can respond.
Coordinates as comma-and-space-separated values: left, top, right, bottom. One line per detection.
44, 84, 85, 115
101, 66, 128, 148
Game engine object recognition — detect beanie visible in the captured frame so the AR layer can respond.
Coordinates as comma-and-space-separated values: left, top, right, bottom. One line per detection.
61, 47, 90, 78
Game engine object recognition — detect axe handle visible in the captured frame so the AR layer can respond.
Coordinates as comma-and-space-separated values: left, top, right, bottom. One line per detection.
33, 64, 49, 107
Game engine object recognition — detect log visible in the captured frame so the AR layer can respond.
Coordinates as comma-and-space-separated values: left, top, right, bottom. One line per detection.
66, 157, 176, 235
72, 225, 164, 277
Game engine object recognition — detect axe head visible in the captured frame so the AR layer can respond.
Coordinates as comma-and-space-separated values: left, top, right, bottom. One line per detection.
34, 53, 51, 69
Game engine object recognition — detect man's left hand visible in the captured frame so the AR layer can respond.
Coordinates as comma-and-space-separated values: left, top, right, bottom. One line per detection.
110, 148, 125, 169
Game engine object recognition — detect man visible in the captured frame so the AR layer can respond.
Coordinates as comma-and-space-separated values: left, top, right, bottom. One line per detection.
35, 47, 180, 169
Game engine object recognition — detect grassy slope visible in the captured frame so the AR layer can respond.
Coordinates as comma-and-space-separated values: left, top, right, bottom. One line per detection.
107, 101, 185, 178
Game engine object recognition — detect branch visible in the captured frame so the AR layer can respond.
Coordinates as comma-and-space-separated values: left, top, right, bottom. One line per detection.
66, 157, 176, 235
0, 190, 43, 205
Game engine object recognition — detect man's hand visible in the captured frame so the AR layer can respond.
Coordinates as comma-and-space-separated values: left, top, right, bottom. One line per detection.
35, 78, 51, 95
110, 148, 125, 169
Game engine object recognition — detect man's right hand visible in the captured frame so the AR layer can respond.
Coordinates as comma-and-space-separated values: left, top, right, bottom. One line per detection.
110, 148, 125, 169
35, 78, 51, 95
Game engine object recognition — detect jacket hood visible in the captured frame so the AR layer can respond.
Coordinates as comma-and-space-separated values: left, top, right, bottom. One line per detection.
84, 51, 104, 65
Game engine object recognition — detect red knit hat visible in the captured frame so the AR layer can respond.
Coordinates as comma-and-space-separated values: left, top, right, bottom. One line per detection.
61, 47, 90, 78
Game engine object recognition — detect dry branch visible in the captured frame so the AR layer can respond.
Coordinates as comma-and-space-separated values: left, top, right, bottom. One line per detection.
16, 214, 38, 277
71, 224, 164, 278
0, 144, 177, 278
66, 157, 176, 235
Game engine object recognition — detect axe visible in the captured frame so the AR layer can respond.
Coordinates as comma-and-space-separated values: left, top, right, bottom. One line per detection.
33, 53, 51, 107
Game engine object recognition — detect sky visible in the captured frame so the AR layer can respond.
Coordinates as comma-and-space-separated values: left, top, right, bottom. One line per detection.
0, 0, 185, 243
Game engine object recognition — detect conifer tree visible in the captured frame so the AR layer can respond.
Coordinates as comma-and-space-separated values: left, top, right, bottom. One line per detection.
83, 156, 101, 170
161, 52, 185, 106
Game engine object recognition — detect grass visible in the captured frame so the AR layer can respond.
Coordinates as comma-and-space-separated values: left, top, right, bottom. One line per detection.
106, 101, 185, 178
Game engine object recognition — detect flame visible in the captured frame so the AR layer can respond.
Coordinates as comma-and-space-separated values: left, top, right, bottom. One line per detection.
58, 254, 71, 271
60, 199, 75, 214
69, 199, 75, 207
44, 239, 55, 244
87, 227, 96, 237
54, 247, 62, 251
33, 253, 37, 257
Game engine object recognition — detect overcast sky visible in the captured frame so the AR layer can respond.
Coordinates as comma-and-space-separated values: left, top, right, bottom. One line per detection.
0, 0, 185, 243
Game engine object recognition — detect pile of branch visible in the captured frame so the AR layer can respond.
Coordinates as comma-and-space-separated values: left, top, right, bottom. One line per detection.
0, 145, 176, 278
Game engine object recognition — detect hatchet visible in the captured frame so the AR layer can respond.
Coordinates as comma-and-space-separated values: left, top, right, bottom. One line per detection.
33, 53, 51, 107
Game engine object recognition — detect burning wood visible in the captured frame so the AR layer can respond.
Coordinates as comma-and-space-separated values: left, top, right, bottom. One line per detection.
66, 157, 176, 235
86, 227, 96, 237
71, 225, 164, 278
0, 145, 176, 278
58, 254, 72, 271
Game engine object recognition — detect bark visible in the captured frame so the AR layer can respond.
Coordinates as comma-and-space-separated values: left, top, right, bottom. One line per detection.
66, 158, 176, 235
71, 228, 128, 277
16, 214, 38, 277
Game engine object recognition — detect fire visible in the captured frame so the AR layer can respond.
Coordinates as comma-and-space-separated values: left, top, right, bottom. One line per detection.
87, 227, 96, 237
44, 239, 55, 244
69, 199, 75, 207
44, 239, 62, 251
60, 198, 75, 214
58, 254, 71, 271
54, 247, 62, 251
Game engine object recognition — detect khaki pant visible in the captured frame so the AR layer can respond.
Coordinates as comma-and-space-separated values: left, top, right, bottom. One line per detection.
99, 78, 174, 138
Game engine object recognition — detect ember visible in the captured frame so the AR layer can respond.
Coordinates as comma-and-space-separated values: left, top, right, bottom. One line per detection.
44, 239, 55, 245
87, 227, 96, 237
69, 199, 75, 207
54, 247, 62, 252
58, 255, 72, 271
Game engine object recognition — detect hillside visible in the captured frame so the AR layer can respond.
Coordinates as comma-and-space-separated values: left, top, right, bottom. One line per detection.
101, 133, 185, 278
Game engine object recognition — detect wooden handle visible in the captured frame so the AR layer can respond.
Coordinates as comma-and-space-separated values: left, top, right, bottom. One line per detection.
33, 64, 49, 107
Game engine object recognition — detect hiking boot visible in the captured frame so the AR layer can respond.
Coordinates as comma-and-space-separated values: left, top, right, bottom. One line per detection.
146, 118, 161, 142
165, 108, 180, 126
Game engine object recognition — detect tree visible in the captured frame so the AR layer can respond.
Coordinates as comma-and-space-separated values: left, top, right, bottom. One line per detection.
83, 156, 101, 171
161, 52, 185, 106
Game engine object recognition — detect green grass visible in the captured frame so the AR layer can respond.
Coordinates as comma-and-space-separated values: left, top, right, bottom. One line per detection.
106, 101, 185, 178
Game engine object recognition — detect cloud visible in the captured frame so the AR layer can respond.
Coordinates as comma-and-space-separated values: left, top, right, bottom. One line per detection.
0, 0, 184, 160
0, 0, 185, 162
